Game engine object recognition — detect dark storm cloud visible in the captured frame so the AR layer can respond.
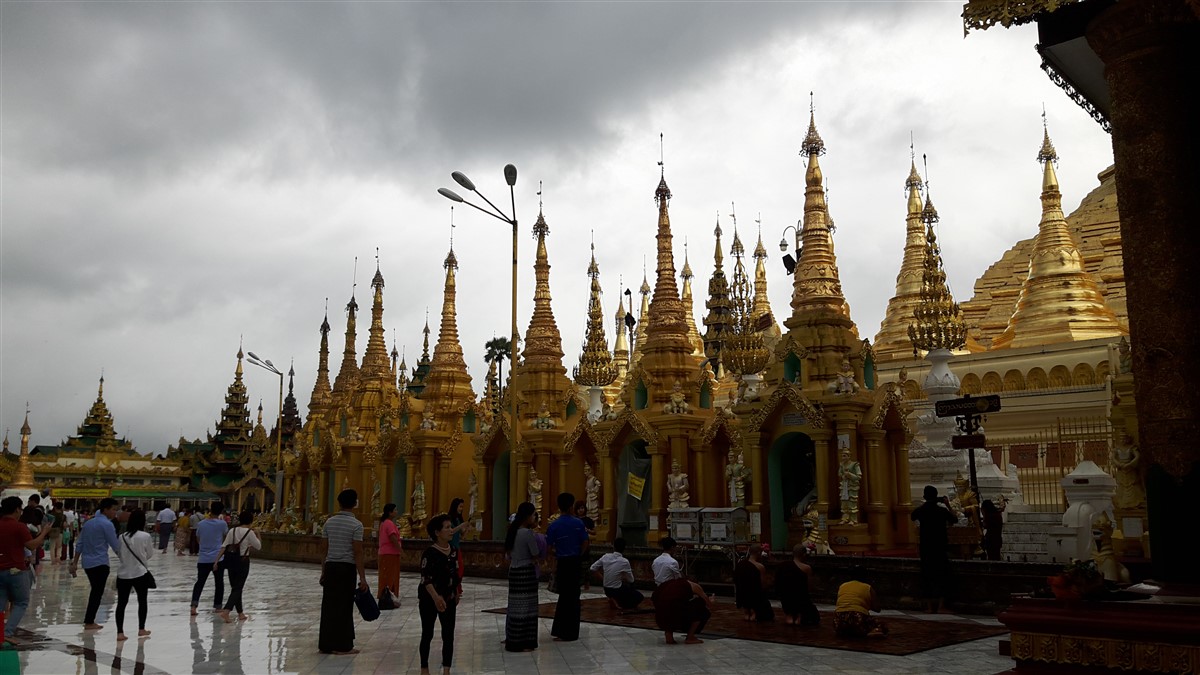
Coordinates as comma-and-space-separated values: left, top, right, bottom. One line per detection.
2, 2, 918, 182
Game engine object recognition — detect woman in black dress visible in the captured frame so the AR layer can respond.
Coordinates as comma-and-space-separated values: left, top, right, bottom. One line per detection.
419, 514, 461, 675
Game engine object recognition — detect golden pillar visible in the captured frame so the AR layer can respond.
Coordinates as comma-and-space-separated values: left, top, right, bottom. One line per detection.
598, 450, 616, 541
347, 447, 363, 519
317, 468, 330, 516
437, 456, 452, 514
862, 429, 893, 547
810, 428, 832, 516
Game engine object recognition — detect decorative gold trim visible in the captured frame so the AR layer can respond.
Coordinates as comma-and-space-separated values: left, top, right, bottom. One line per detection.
1009, 631, 1200, 673
746, 382, 826, 433
961, 0, 1081, 34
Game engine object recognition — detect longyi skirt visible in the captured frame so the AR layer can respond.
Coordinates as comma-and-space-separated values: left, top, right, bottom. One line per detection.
505, 565, 539, 651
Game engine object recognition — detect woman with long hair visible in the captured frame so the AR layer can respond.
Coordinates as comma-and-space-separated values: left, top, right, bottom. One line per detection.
114, 509, 155, 641
378, 503, 402, 605
215, 510, 261, 622
503, 501, 540, 652
418, 514, 461, 675
447, 498, 471, 581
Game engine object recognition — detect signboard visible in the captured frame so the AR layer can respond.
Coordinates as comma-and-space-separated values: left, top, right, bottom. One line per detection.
781, 412, 807, 427
935, 394, 1001, 418
709, 523, 727, 540
951, 434, 987, 449
627, 473, 646, 501
50, 488, 110, 499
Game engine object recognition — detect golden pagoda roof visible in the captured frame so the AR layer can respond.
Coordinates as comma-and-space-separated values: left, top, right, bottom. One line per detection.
575, 241, 617, 387
874, 157, 932, 360
702, 214, 733, 374
331, 292, 360, 396
421, 241, 475, 417
751, 218, 780, 341
908, 187, 968, 353
360, 261, 391, 379
308, 307, 333, 414
680, 241, 706, 358
990, 125, 1125, 349
725, 219, 771, 376
522, 209, 566, 369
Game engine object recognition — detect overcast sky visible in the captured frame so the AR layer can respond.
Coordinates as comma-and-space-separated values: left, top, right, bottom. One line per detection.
1, 2, 1114, 456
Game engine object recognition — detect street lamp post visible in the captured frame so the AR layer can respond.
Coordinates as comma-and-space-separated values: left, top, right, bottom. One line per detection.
246, 352, 284, 514
439, 165, 520, 508
778, 220, 802, 274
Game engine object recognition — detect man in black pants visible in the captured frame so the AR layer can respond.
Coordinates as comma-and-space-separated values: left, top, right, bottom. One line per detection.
69, 498, 121, 630
546, 491, 590, 642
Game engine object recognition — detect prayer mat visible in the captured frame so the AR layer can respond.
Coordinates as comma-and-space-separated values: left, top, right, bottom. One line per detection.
484, 597, 1007, 656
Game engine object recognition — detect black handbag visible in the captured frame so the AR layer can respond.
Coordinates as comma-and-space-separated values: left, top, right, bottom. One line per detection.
379, 587, 396, 611
122, 536, 157, 589
355, 587, 380, 621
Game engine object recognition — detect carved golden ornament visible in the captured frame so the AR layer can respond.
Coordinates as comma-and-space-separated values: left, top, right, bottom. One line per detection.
908, 210, 967, 353
363, 443, 381, 466
772, 335, 810, 363
723, 228, 771, 376
869, 381, 913, 433
562, 415, 605, 458
437, 428, 462, 459
746, 381, 826, 433
1007, 632, 1200, 673
961, 0, 1079, 34
699, 413, 743, 449
599, 408, 658, 448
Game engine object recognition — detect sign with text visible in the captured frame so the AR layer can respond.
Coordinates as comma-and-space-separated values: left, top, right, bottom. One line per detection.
935, 394, 1001, 418
951, 434, 987, 449
627, 473, 646, 501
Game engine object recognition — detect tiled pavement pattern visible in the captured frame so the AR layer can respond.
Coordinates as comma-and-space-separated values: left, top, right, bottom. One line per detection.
5, 549, 1013, 674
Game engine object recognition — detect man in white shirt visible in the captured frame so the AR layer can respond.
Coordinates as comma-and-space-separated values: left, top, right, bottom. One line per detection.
652, 536, 684, 585
155, 505, 177, 552
590, 537, 644, 610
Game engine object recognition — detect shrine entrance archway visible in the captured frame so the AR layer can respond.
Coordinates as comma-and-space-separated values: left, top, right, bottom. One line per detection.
768, 432, 816, 551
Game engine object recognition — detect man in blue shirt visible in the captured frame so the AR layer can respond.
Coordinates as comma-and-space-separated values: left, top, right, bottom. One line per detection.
546, 491, 589, 642
68, 498, 120, 630
190, 502, 229, 616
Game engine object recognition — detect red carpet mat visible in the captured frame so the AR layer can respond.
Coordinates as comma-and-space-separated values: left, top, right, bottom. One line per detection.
484, 598, 1007, 656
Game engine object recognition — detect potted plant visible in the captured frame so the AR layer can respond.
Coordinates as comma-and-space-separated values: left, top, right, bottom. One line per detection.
1048, 559, 1105, 600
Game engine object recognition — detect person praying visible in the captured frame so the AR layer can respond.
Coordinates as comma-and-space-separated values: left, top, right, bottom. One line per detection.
590, 537, 644, 610
775, 543, 820, 626
733, 543, 774, 622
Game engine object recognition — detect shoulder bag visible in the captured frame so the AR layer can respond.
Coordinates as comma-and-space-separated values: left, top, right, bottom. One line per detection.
122, 535, 157, 589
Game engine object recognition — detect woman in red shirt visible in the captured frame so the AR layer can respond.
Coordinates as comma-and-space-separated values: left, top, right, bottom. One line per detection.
377, 503, 402, 606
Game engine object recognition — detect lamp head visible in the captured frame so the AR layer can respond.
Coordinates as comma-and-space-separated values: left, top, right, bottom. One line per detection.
778, 237, 788, 252
438, 188, 464, 203
782, 254, 796, 275
451, 171, 475, 191
247, 352, 260, 361
504, 164, 517, 187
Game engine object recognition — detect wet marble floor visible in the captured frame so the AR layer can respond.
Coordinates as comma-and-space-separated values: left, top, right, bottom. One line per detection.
5, 548, 1013, 674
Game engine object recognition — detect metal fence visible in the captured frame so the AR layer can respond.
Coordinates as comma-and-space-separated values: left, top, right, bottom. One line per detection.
987, 417, 1113, 513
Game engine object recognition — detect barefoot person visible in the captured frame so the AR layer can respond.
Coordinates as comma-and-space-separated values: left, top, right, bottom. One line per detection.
1, 496, 52, 641
546, 492, 589, 642
114, 510, 154, 641
775, 544, 820, 626
652, 578, 713, 645
503, 502, 540, 652
733, 543, 774, 622
215, 510, 261, 622
651, 537, 684, 586
70, 498, 121, 631
418, 514, 462, 675
590, 537, 644, 610
190, 502, 228, 616
318, 489, 369, 655
833, 566, 888, 638
377, 503, 402, 606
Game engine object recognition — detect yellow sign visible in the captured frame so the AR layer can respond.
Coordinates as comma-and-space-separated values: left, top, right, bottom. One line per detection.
627, 473, 646, 501
51, 488, 110, 499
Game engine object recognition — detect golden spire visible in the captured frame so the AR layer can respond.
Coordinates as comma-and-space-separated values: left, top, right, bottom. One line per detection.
992, 120, 1124, 348
874, 141, 935, 360
645, 143, 687, 337
309, 301, 333, 413
907, 162, 967, 353
612, 275, 630, 377
789, 95, 851, 320
751, 213, 779, 338
632, 263, 651, 363
10, 404, 36, 489
522, 206, 566, 367
331, 262, 360, 395
421, 316, 431, 363
360, 252, 391, 379
703, 213, 733, 374
724, 215, 770, 376
483, 358, 499, 416
680, 239, 706, 357
422, 235, 475, 415
575, 240, 617, 387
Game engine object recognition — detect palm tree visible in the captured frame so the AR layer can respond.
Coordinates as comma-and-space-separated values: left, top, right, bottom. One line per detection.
484, 336, 513, 400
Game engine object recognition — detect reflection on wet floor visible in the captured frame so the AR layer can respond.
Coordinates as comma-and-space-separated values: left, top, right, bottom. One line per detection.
6, 550, 1011, 674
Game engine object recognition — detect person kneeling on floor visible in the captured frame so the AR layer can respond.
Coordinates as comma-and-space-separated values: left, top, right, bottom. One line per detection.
833, 566, 888, 638
590, 537, 644, 611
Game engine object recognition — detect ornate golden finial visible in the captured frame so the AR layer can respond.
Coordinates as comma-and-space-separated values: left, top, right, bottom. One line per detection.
361, 246, 391, 378
332, 259, 361, 395
723, 215, 770, 377
655, 133, 671, 206
1038, 105, 1058, 165
751, 213, 777, 337
680, 237, 705, 357
309, 300, 333, 413
908, 153, 967, 354
422, 226, 474, 415
421, 311, 431, 362
10, 406, 35, 489
575, 239, 617, 387
681, 238, 693, 280
445, 208, 458, 270
801, 92, 826, 157
873, 140, 933, 360
703, 212, 733, 373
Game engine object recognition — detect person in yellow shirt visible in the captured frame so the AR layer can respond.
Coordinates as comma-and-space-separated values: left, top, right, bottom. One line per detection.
833, 567, 887, 638
174, 509, 192, 556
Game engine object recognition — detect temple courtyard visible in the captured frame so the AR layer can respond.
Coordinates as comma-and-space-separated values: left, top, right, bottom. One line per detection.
4, 551, 1012, 674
